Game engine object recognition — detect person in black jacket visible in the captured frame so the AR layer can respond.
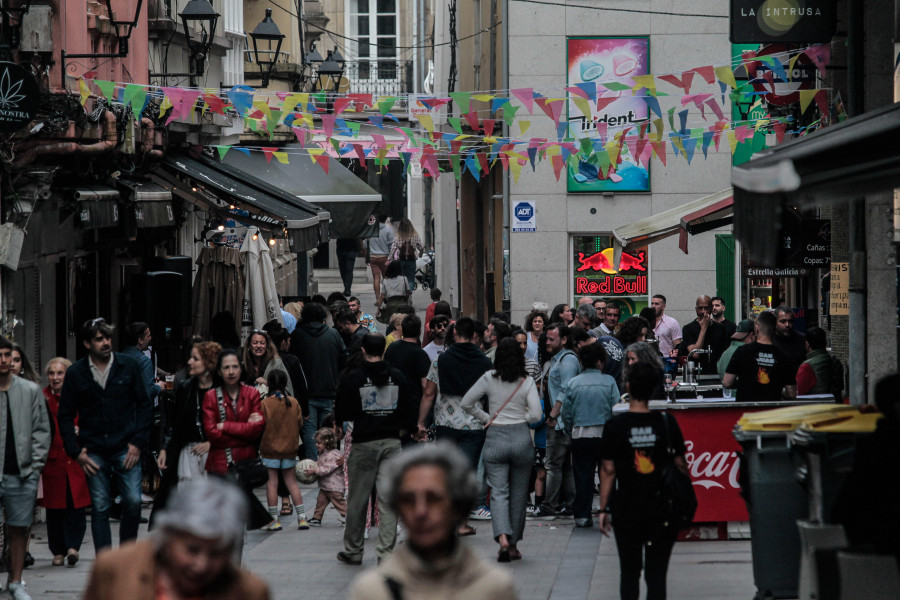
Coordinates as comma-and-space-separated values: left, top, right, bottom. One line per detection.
290, 303, 347, 459
58, 318, 153, 553
334, 334, 415, 566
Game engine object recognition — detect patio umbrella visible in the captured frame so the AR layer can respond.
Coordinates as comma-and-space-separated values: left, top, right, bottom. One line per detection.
240, 227, 283, 335
191, 245, 244, 339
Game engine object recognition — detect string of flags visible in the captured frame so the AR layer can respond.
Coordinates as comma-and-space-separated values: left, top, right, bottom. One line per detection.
72, 45, 832, 182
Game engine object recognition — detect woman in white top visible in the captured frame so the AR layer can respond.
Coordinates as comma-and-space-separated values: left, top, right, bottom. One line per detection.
461, 338, 542, 563
378, 260, 411, 323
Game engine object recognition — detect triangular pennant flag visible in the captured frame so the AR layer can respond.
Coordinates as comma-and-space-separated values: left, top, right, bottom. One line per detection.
573, 97, 593, 120
701, 131, 714, 158
651, 141, 667, 166
330, 138, 342, 155
678, 109, 689, 133
502, 102, 521, 127
321, 113, 336, 138
692, 65, 716, 84
803, 44, 831, 77
509, 156, 523, 183
550, 154, 565, 181
123, 84, 147, 117
215, 145, 230, 161
773, 121, 787, 144
519, 120, 531, 135
682, 137, 698, 164
726, 131, 738, 154
95, 79, 116, 102
333, 97, 353, 115
642, 94, 662, 118
714, 65, 737, 89
510, 88, 534, 114
566, 85, 590, 100
78, 77, 92, 106
705, 98, 725, 121
463, 111, 480, 131
377, 97, 397, 115
477, 153, 490, 175
261, 147, 277, 163
227, 85, 255, 117
465, 154, 481, 181
448, 116, 463, 135
400, 152, 412, 173
492, 98, 509, 114
449, 92, 471, 114
450, 154, 462, 180
814, 89, 829, 116
417, 113, 434, 133
602, 82, 631, 91
159, 95, 173, 119
482, 119, 495, 138
575, 82, 598, 101
273, 151, 289, 164
234, 147, 250, 156
203, 93, 227, 115
631, 75, 656, 95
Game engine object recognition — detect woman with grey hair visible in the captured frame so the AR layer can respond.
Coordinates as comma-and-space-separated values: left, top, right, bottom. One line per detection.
623, 342, 666, 400
348, 443, 517, 600
82, 478, 269, 600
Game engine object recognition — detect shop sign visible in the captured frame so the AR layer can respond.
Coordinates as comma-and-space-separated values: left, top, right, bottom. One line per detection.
783, 218, 831, 267
0, 62, 40, 133
573, 234, 648, 300
745, 266, 809, 277
512, 201, 536, 232
730, 0, 837, 43
829, 262, 849, 315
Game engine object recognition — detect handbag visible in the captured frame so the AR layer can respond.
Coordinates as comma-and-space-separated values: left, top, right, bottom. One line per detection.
657, 412, 697, 528
215, 388, 268, 490
484, 377, 527, 428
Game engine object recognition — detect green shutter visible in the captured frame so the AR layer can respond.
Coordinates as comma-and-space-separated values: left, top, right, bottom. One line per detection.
716, 234, 737, 321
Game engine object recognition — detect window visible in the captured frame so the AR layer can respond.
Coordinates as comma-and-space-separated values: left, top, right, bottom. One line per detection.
348, 0, 397, 81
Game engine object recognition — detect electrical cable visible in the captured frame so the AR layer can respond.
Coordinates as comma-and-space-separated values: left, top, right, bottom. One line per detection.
509, 0, 729, 19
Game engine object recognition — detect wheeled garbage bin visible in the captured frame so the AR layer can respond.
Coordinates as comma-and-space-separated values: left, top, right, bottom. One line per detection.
733, 404, 857, 600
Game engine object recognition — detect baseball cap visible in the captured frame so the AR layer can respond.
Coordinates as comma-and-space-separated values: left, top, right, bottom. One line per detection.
732, 319, 754, 340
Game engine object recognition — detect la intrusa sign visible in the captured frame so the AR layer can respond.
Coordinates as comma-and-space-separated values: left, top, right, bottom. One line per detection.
0, 62, 39, 133
730, 0, 837, 43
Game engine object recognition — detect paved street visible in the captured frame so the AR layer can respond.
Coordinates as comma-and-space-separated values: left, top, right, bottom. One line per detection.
21, 486, 755, 600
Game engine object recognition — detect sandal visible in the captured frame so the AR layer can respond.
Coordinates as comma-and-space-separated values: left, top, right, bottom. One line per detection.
280, 501, 293, 516
510, 549, 523, 561
497, 547, 511, 563
457, 525, 477, 537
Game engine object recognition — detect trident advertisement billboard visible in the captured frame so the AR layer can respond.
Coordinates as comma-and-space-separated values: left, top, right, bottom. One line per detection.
573, 234, 648, 316
566, 37, 650, 193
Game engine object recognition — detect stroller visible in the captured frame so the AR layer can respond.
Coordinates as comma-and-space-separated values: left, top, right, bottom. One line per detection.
414, 250, 436, 291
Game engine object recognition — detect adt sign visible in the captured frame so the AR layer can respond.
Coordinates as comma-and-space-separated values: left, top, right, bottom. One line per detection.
512, 201, 536, 232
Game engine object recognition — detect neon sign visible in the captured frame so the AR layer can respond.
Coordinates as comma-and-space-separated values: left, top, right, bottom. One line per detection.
572, 235, 649, 313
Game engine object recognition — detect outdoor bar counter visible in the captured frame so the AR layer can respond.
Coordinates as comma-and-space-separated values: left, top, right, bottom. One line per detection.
613, 394, 829, 522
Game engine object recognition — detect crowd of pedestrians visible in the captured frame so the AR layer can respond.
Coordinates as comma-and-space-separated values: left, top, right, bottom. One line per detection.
0, 284, 855, 600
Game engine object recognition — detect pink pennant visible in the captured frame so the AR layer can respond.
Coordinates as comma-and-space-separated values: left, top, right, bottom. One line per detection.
321, 114, 336, 139
595, 122, 607, 143
734, 125, 754, 143
535, 98, 563, 123
482, 119, 495, 138
372, 134, 387, 149
511, 88, 534, 114
814, 90, 829, 117
595, 97, 617, 113
420, 97, 450, 109
773, 122, 787, 144
477, 153, 490, 175
635, 137, 649, 164
347, 93, 373, 110
550, 154, 565, 181
291, 126, 305, 145
565, 86, 590, 99
261, 147, 277, 163
691, 66, 716, 85
353, 144, 367, 165
162, 88, 201, 125
803, 45, 831, 77
333, 97, 353, 115
705, 98, 725, 121
464, 111, 480, 132
651, 141, 667, 166
659, 71, 695, 95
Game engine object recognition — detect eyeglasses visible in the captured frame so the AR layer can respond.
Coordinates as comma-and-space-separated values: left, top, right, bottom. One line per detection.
432, 323, 448, 330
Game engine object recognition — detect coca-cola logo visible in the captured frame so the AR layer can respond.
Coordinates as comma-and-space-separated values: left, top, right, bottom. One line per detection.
683, 440, 741, 489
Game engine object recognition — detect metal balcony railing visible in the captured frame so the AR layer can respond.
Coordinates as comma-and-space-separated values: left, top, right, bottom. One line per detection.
345, 60, 413, 103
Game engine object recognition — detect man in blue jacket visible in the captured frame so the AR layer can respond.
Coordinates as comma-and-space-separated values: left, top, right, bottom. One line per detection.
544, 324, 581, 517
58, 318, 152, 552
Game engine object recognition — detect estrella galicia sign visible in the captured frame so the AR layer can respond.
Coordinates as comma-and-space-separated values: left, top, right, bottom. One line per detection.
0, 62, 40, 134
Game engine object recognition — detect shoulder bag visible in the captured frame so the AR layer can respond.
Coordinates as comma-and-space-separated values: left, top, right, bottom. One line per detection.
484, 377, 527, 428
656, 412, 698, 528
216, 388, 268, 490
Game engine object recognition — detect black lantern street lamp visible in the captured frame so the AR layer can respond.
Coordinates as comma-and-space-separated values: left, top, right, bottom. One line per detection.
179, 0, 219, 80
104, 0, 144, 56
249, 8, 284, 88
317, 50, 344, 92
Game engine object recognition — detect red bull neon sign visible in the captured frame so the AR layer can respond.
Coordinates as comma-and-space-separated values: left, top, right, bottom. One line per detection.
572, 239, 649, 299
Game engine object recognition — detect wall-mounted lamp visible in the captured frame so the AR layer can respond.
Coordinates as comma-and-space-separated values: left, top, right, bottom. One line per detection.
60, 0, 145, 87
248, 8, 284, 88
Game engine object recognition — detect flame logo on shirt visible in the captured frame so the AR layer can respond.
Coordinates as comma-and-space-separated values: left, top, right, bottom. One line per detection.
634, 451, 655, 474
757, 367, 770, 385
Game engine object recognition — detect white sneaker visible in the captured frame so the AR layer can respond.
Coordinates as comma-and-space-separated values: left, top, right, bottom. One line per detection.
8, 581, 33, 600
469, 506, 492, 520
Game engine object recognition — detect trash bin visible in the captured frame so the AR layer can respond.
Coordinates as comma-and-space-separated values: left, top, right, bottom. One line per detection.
791, 411, 880, 523
733, 404, 854, 600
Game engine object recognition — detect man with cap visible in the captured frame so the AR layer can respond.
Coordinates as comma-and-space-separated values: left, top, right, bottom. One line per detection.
717, 319, 755, 397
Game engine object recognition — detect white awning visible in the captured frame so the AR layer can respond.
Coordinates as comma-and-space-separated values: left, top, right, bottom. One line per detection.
612, 188, 734, 268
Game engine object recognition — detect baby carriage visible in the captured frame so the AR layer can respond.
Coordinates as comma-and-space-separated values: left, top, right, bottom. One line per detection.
414, 250, 436, 291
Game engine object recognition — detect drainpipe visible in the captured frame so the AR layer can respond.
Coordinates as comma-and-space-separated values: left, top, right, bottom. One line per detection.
140, 118, 164, 158
13, 110, 118, 168
847, 0, 866, 405
501, 0, 509, 312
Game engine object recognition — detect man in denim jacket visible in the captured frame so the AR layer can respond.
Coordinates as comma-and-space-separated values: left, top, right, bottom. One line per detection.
543, 324, 581, 516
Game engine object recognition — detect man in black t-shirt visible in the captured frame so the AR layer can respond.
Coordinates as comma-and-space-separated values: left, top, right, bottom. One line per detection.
772, 306, 807, 374
383, 315, 432, 438
678, 295, 730, 370
724, 311, 797, 401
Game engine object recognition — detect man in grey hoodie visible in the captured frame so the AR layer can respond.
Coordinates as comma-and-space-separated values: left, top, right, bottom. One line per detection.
290, 302, 348, 459
366, 215, 395, 301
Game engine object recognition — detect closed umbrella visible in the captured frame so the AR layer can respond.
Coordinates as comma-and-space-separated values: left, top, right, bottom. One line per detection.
240, 227, 283, 335
191, 245, 244, 339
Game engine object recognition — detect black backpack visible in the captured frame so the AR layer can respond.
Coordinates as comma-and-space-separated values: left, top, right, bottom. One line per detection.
398, 238, 416, 261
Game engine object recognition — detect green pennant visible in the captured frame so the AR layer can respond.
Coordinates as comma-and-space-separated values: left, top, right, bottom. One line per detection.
667, 107, 677, 133
448, 117, 463, 135
579, 137, 593, 157
123, 84, 146, 117
215, 145, 230, 161
347, 121, 361, 134
449, 92, 471, 113
330, 138, 342, 154
95, 80, 116, 102
266, 109, 282, 139
313, 92, 327, 104
247, 118, 259, 133
378, 97, 397, 115
602, 82, 631, 91
400, 127, 418, 147
450, 154, 462, 180
502, 103, 521, 127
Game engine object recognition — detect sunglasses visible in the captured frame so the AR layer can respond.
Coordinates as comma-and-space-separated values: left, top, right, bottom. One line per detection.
433, 323, 448, 329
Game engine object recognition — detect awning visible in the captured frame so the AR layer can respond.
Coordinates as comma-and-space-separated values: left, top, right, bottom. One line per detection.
153, 154, 327, 252
221, 144, 382, 239
73, 185, 120, 229
130, 182, 174, 228
612, 189, 733, 265
731, 101, 900, 263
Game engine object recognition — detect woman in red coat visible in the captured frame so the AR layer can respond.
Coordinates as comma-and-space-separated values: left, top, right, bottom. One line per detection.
201, 349, 270, 530
42, 357, 91, 567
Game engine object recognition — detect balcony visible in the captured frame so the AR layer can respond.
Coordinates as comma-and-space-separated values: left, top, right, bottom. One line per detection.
345, 60, 414, 106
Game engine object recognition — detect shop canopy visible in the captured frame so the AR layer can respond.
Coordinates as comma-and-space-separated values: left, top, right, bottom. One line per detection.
731, 101, 900, 264
153, 154, 329, 252
611, 188, 734, 267
221, 144, 382, 239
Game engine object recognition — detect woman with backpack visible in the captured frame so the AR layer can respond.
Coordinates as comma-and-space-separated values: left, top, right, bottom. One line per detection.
388, 218, 424, 294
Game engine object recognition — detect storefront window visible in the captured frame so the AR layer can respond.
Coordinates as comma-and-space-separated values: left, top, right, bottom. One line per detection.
572, 234, 649, 317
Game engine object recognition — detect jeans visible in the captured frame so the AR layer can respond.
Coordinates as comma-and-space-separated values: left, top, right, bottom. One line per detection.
85, 448, 143, 551
336, 249, 357, 294
343, 438, 401, 560
613, 520, 678, 600
303, 398, 333, 460
482, 424, 533, 542
434, 426, 486, 471
572, 437, 603, 520
543, 428, 574, 511
398, 259, 417, 291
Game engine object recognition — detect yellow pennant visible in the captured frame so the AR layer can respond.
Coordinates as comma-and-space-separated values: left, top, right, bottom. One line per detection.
78, 78, 92, 106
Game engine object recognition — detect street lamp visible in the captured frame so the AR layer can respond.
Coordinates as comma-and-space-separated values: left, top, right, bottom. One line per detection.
0, 0, 31, 56
316, 50, 344, 92
179, 0, 219, 80
249, 8, 284, 88
104, 0, 144, 56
